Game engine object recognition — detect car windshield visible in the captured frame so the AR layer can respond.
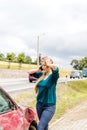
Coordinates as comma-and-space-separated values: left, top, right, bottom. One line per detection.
0, 90, 16, 114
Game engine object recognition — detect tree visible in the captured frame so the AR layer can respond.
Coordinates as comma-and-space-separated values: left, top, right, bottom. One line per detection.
79, 57, 87, 70
25, 56, 32, 64
70, 59, 79, 70
70, 56, 87, 70
17, 53, 25, 68
6, 52, 15, 68
0, 53, 5, 61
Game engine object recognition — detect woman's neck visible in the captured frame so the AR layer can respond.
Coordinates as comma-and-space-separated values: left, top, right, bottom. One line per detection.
44, 70, 51, 79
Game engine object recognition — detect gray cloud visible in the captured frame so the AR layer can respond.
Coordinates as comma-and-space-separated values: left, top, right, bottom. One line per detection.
0, 0, 87, 68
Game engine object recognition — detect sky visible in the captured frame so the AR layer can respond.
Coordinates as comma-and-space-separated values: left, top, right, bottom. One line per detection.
0, 0, 87, 69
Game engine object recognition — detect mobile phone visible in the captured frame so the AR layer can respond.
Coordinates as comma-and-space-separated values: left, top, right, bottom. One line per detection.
39, 66, 43, 71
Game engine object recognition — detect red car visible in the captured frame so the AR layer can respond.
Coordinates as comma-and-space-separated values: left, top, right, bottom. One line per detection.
0, 87, 38, 130
29, 73, 38, 82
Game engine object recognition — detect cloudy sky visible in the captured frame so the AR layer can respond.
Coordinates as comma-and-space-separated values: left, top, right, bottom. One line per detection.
0, 0, 87, 68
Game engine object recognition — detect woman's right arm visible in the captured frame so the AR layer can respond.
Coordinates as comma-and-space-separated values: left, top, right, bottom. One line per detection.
28, 66, 43, 74
28, 69, 39, 74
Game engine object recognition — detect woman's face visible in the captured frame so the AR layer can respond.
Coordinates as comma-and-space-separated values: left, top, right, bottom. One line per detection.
41, 61, 47, 70
41, 58, 51, 72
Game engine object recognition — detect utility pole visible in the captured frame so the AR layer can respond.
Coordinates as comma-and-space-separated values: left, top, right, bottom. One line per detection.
37, 33, 45, 67
37, 35, 39, 67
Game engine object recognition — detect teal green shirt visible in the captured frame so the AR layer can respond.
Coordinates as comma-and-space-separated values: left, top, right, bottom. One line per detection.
37, 67, 59, 106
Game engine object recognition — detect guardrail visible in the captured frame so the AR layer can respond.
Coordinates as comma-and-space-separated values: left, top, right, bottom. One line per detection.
58, 77, 86, 83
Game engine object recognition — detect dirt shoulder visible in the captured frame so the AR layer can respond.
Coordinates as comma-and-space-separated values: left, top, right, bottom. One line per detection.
50, 100, 87, 130
0, 69, 28, 78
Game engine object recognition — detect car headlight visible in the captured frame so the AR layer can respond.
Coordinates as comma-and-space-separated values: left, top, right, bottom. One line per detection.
25, 108, 34, 122
0, 126, 4, 130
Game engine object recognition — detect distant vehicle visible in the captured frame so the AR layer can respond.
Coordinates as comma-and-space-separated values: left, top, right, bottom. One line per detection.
82, 68, 87, 77
29, 73, 38, 82
0, 87, 37, 130
70, 71, 82, 79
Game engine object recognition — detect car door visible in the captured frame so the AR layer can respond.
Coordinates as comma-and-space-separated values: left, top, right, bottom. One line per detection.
0, 90, 28, 130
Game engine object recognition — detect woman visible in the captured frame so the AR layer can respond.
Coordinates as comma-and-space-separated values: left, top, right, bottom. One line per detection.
35, 57, 59, 130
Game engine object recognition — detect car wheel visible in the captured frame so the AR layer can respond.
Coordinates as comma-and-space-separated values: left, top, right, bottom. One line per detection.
29, 125, 36, 130
29, 79, 32, 82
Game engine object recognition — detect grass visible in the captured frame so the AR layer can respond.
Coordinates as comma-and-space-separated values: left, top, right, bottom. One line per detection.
0, 61, 71, 77
14, 80, 87, 123
59, 68, 71, 78
50, 81, 87, 123
0, 61, 37, 70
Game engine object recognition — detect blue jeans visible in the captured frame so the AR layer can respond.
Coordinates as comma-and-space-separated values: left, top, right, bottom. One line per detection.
36, 102, 56, 130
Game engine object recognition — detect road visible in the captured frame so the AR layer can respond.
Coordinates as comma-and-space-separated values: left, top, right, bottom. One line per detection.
0, 78, 34, 92
0, 78, 85, 93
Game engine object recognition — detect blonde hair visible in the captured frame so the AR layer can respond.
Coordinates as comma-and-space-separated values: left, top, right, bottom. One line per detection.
36, 73, 44, 85
34, 56, 53, 93
41, 56, 53, 64
34, 74, 44, 93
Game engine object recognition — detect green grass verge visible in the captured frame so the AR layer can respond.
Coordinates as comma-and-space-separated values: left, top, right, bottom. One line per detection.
14, 80, 87, 123
0, 61, 37, 70
54, 80, 87, 122
0, 61, 70, 77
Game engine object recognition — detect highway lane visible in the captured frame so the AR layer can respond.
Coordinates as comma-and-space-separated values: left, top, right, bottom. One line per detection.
0, 78, 86, 93
0, 78, 35, 92
0, 77, 68, 91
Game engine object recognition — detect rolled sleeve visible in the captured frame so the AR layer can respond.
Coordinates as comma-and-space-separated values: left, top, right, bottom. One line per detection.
52, 67, 59, 80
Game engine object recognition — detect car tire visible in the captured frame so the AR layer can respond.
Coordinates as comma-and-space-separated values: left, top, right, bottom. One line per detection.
29, 125, 36, 130
29, 79, 32, 82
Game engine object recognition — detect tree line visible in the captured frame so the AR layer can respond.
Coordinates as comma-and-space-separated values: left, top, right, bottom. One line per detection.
0, 52, 87, 70
70, 56, 87, 70
0, 52, 36, 68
